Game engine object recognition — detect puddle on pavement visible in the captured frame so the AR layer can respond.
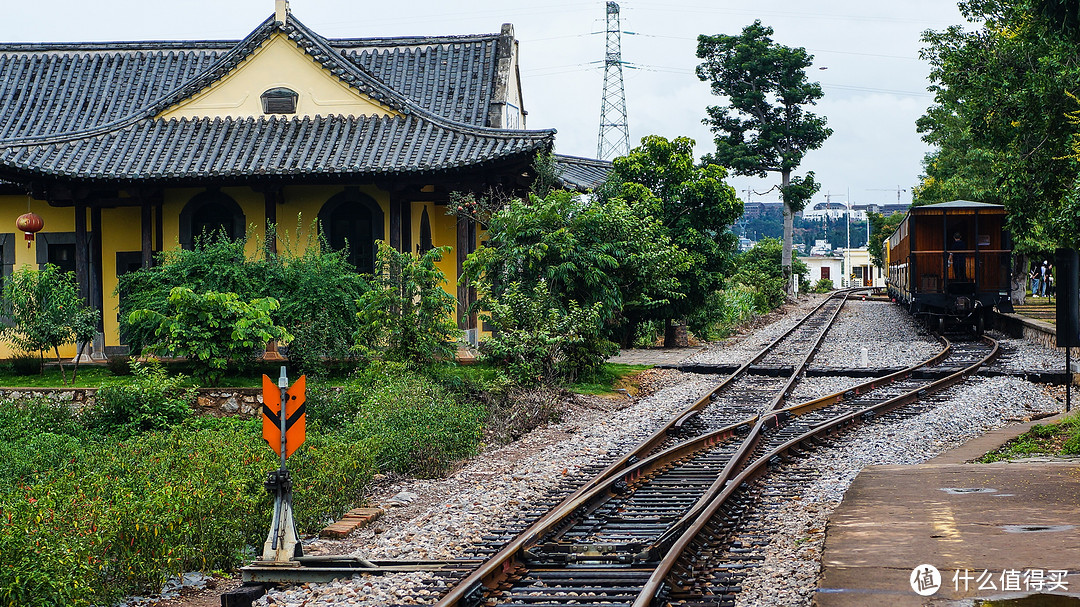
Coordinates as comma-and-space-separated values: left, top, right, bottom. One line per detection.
975, 595, 1080, 606
1000, 524, 1075, 533
941, 487, 998, 495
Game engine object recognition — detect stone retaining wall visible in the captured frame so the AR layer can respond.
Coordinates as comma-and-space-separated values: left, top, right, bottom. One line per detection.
0, 386, 269, 417
992, 312, 1079, 372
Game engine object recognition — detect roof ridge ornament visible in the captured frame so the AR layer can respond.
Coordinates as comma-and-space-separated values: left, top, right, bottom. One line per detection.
275, 0, 290, 25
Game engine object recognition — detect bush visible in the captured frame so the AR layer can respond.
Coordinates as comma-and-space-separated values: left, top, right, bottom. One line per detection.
813, 278, 835, 293
327, 363, 485, 477
129, 288, 291, 386
8, 354, 43, 376
106, 355, 133, 376
84, 361, 195, 437
0, 414, 375, 606
354, 243, 460, 366
480, 280, 613, 386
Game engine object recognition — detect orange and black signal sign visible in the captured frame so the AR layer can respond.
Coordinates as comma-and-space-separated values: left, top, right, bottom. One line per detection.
262, 374, 306, 458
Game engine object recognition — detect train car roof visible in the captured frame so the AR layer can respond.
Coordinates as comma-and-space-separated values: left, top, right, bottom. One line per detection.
910, 200, 1005, 211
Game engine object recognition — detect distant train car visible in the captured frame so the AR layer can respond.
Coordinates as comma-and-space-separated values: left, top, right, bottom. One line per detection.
885, 200, 1012, 334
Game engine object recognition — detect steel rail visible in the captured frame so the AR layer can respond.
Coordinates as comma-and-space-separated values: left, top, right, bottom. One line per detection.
433, 292, 854, 607
634, 335, 999, 606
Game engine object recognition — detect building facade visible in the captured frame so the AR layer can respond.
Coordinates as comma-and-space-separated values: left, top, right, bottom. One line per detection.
0, 5, 566, 357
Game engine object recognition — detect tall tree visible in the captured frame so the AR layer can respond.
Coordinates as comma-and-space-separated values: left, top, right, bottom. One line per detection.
696, 21, 832, 296
918, 0, 1080, 250
600, 135, 743, 344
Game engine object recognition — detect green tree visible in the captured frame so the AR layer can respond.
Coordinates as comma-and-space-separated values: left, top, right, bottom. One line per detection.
601, 135, 743, 343
1, 264, 99, 385
732, 238, 809, 311
697, 21, 832, 296
917, 0, 1080, 251
867, 212, 907, 269
117, 227, 368, 374
464, 190, 690, 357
129, 288, 291, 385
355, 242, 460, 366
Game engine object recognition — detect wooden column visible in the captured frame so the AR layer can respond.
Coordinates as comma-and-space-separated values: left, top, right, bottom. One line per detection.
140, 200, 153, 268
74, 202, 89, 303
389, 194, 403, 252
456, 216, 469, 328
402, 200, 412, 254
154, 200, 163, 254
91, 206, 104, 332
262, 187, 280, 258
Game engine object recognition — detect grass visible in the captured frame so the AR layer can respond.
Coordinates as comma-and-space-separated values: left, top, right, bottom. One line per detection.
570, 363, 652, 396
978, 413, 1080, 462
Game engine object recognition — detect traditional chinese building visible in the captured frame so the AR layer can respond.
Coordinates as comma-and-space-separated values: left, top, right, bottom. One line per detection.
0, 2, 583, 357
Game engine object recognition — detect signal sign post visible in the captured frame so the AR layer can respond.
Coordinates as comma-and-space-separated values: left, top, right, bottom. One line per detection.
260, 366, 306, 563
1056, 249, 1079, 413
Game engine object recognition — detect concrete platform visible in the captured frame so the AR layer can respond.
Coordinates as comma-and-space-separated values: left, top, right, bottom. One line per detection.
816, 462, 1080, 606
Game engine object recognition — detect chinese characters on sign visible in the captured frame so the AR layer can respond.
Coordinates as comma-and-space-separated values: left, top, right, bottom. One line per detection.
952, 569, 1070, 593
910, 566, 1070, 596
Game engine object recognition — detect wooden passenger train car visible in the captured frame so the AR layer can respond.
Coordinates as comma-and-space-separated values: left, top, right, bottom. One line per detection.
885, 200, 1012, 334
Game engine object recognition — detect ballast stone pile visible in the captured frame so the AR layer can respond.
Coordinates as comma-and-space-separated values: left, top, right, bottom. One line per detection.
734, 375, 1062, 607
810, 300, 940, 369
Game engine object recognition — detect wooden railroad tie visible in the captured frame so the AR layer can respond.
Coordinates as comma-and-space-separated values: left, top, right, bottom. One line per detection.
318, 507, 385, 539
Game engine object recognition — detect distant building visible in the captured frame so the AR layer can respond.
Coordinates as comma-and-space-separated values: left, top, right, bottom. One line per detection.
809, 239, 833, 256
738, 237, 755, 252
800, 256, 842, 287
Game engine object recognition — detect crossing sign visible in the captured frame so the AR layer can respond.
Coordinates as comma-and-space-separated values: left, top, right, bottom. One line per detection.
262, 374, 306, 458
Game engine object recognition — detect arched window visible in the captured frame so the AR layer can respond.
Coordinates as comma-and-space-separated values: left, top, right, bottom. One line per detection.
417, 206, 433, 253
318, 189, 384, 274
179, 190, 246, 249
261, 87, 298, 114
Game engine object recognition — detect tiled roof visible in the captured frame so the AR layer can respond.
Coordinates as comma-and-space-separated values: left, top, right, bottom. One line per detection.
0, 21, 504, 140
0, 113, 553, 183
554, 154, 612, 191
342, 37, 499, 127
0, 14, 554, 182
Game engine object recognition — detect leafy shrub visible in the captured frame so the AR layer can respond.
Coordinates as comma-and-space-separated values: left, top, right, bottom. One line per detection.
813, 278, 835, 293
8, 354, 44, 376
0, 396, 85, 441
731, 238, 809, 312
84, 361, 196, 437
0, 414, 375, 606
116, 231, 369, 377
355, 243, 460, 366
329, 363, 485, 477
129, 288, 291, 385
480, 280, 613, 386
106, 355, 133, 376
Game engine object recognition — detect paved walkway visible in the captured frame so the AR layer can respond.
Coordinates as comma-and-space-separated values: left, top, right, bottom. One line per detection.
816, 412, 1080, 606
606, 347, 704, 367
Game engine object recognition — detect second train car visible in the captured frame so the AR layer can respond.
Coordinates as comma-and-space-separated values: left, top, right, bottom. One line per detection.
885, 200, 1013, 335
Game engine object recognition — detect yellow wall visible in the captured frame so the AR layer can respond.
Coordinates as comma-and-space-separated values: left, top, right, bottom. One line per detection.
0, 186, 474, 359
160, 33, 399, 121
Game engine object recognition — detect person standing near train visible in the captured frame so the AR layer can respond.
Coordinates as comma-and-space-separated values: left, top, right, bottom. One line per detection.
949, 231, 967, 280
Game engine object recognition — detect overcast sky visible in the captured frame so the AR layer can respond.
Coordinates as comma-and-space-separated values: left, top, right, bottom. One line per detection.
4, 1, 969, 208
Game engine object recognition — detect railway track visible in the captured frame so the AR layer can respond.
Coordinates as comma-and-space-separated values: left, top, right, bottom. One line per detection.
433, 325, 999, 607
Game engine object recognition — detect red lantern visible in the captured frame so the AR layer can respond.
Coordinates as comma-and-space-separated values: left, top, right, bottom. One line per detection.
16, 212, 44, 248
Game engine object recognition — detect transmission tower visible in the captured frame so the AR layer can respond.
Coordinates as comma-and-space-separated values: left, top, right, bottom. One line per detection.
597, 1, 630, 160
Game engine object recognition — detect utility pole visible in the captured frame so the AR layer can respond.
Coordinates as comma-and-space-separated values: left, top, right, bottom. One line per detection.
597, 1, 630, 160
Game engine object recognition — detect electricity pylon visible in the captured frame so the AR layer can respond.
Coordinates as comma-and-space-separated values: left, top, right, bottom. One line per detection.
597, 1, 630, 160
